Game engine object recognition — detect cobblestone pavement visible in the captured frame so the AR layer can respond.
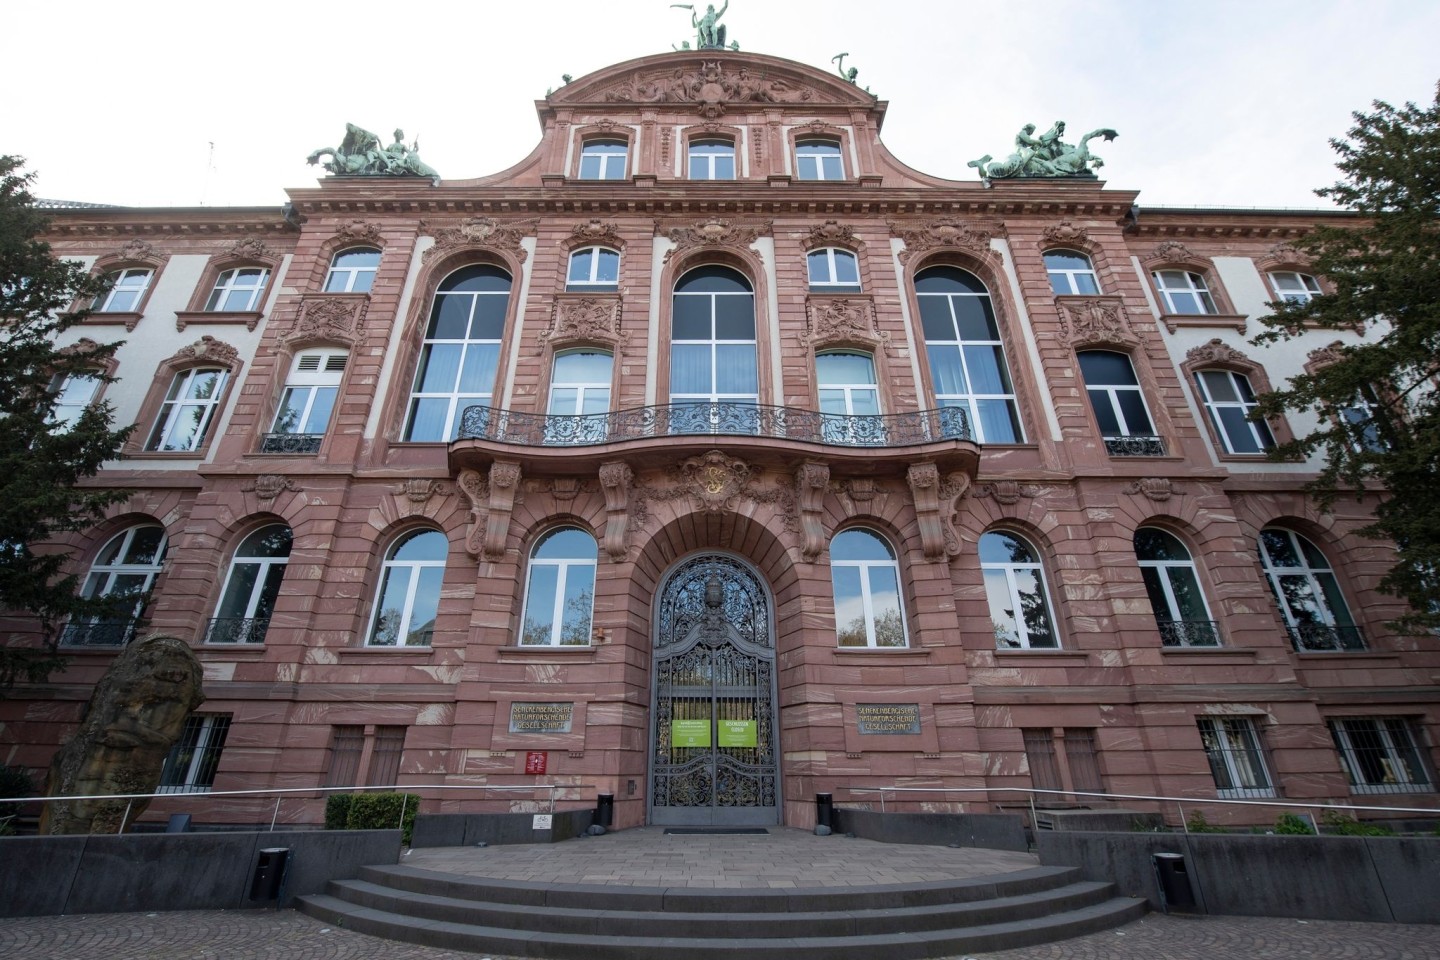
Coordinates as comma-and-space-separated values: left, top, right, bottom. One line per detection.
3, 909, 1438, 960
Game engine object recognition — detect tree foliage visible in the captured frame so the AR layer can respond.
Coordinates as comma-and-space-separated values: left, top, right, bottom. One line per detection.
1252, 89, 1440, 627
0, 157, 134, 693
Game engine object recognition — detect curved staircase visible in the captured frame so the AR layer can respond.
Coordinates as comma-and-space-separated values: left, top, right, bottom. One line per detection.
298, 861, 1145, 959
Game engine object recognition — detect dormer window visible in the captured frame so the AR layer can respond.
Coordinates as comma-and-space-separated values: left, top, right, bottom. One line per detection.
579, 140, 628, 181
796, 140, 844, 181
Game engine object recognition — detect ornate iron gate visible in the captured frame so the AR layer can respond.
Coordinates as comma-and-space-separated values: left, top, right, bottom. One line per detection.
649, 555, 779, 826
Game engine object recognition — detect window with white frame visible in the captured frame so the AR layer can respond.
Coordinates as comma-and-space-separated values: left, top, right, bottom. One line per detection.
806, 248, 861, 292
1341, 386, 1388, 452
206, 524, 292, 645
266, 350, 346, 453
669, 266, 758, 428
64, 524, 169, 647
367, 530, 447, 647
578, 139, 628, 180
980, 531, 1059, 649
145, 367, 228, 452
1258, 528, 1362, 651
916, 266, 1023, 443
1078, 351, 1161, 455
1193, 368, 1275, 454
816, 351, 880, 444
93, 268, 152, 313
520, 528, 597, 646
688, 139, 735, 180
1197, 716, 1274, 798
403, 264, 510, 441
547, 351, 612, 443
566, 247, 620, 291
1135, 527, 1219, 647
1044, 250, 1100, 295
830, 529, 907, 648
795, 139, 844, 180
48, 372, 101, 432
1329, 717, 1433, 794
1269, 271, 1322, 304
324, 248, 381, 293
158, 714, 231, 794
1152, 270, 1217, 315
204, 267, 270, 312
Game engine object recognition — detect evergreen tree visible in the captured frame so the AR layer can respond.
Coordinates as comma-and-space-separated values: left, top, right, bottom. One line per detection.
0, 157, 134, 693
1253, 88, 1440, 627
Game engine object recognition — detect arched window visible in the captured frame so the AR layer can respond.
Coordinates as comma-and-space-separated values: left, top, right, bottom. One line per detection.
146, 367, 229, 452
93, 268, 152, 313
1135, 528, 1218, 647
566, 247, 620, 291
807, 248, 861, 292
206, 524, 292, 644
980, 531, 1058, 649
404, 264, 511, 442
830, 529, 907, 647
1044, 250, 1100, 295
1193, 369, 1275, 454
64, 524, 169, 647
1257, 528, 1362, 651
205, 267, 270, 312
520, 528, 597, 646
669, 266, 757, 428
579, 139, 628, 180
795, 139, 844, 180
689, 139, 735, 180
1152, 270, 1217, 315
324, 248, 381, 293
915, 265, 1022, 443
1269, 271, 1322, 305
1077, 350, 1162, 456
367, 530, 447, 647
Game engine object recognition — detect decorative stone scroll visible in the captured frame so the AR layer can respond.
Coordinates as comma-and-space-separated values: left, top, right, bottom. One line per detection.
457, 462, 521, 560
570, 218, 623, 249
1123, 477, 1179, 502
1041, 221, 1091, 247
661, 216, 770, 263
168, 334, 240, 369
330, 219, 382, 245
598, 461, 633, 562
973, 480, 1048, 505
114, 238, 158, 262
285, 294, 368, 346
794, 462, 830, 562
1257, 240, 1313, 271
247, 474, 300, 501
222, 236, 274, 262
1143, 240, 1207, 271
1306, 341, 1347, 369
890, 219, 998, 264
393, 479, 449, 503
539, 295, 626, 351
422, 217, 536, 263
1055, 295, 1135, 347
1185, 338, 1251, 367
801, 220, 859, 251
802, 296, 888, 353
626, 454, 800, 557
905, 463, 970, 561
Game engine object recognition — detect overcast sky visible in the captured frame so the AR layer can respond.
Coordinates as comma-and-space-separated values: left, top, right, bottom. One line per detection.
12, 0, 1438, 211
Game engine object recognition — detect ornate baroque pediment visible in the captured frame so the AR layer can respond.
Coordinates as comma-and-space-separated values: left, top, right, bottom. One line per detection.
570, 218, 623, 249
801, 220, 859, 251
1042, 221, 1091, 247
422, 217, 536, 263
890, 219, 998, 263
331, 219, 382, 245
539, 295, 626, 351
803, 297, 888, 353
588, 59, 845, 118
222, 236, 274, 262
1186, 338, 1250, 367
169, 335, 239, 368
661, 217, 770, 262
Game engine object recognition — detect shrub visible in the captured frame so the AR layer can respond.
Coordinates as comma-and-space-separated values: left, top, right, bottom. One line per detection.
1273, 813, 1316, 835
1185, 810, 1221, 833
324, 793, 355, 831
344, 792, 420, 845
1321, 809, 1394, 837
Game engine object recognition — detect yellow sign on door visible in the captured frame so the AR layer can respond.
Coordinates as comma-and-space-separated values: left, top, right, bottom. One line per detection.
718, 719, 757, 747
672, 719, 711, 747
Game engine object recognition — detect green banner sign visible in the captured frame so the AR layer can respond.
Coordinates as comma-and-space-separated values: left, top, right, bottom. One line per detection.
672, 719, 711, 748
718, 719, 757, 748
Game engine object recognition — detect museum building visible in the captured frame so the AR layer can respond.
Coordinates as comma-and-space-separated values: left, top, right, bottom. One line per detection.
6, 40, 1438, 830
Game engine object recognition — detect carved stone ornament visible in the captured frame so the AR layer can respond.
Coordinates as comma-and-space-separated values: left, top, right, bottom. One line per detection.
598, 461, 634, 561
662, 216, 770, 263
1056, 296, 1134, 347
333, 219, 382, 245
169, 335, 240, 369
1185, 338, 1250, 367
571, 218, 623, 248
1146, 240, 1205, 270
1258, 240, 1312, 270
660, 127, 673, 166
794, 462, 830, 562
286, 295, 368, 346
456, 463, 521, 561
843, 477, 877, 503
422, 217, 535, 263
58, 337, 103, 358
539, 296, 625, 351
679, 451, 753, 513
1042, 221, 1090, 247
803, 297, 888, 353
115, 238, 157, 262
905, 463, 971, 561
595, 60, 830, 116
973, 480, 1048, 505
393, 478, 449, 503
890, 219, 996, 264
801, 220, 858, 251
1123, 477, 1178, 502
1307, 340, 1347, 369
625, 457, 800, 555
248, 474, 299, 501
223, 236, 273, 262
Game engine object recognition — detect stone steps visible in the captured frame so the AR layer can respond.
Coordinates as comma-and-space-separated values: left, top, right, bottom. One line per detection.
297, 862, 1147, 959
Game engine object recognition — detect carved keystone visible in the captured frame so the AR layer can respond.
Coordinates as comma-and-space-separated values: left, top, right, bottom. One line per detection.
907, 463, 970, 562
599, 461, 634, 561
794, 462, 830, 562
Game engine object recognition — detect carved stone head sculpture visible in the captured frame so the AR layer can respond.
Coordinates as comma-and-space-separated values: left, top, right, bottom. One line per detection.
40, 635, 205, 834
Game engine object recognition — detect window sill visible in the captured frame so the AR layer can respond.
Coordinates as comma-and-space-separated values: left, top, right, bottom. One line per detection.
74, 310, 143, 331
992, 649, 1088, 664
1160, 312, 1247, 335
832, 647, 931, 660
497, 645, 597, 662
1291, 650, 1400, 661
1160, 647, 1258, 662
337, 646, 435, 661
175, 310, 263, 332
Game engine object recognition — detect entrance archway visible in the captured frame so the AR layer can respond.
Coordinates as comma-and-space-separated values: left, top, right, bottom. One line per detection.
648, 553, 780, 826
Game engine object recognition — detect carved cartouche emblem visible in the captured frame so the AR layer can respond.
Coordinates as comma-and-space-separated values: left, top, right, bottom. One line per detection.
701, 465, 728, 495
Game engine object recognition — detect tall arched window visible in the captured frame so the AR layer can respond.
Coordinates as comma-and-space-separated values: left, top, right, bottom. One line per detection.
404, 264, 511, 442
915, 266, 1022, 443
1257, 528, 1362, 651
368, 530, 447, 647
980, 531, 1058, 649
830, 529, 907, 647
206, 524, 292, 644
1044, 250, 1100, 295
520, 528, 597, 646
1134, 528, 1218, 647
669, 265, 757, 430
64, 524, 169, 647
324, 248, 381, 293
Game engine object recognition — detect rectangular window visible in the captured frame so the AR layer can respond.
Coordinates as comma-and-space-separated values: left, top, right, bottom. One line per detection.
1329, 717, 1432, 795
158, 714, 231, 793
1197, 716, 1274, 798
366, 726, 407, 786
1063, 728, 1105, 793
1022, 728, 1063, 792
146, 367, 228, 452
264, 351, 346, 453
325, 725, 365, 787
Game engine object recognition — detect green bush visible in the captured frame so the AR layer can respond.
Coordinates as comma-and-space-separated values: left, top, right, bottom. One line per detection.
1321, 809, 1394, 837
1185, 810, 1221, 833
324, 793, 355, 831
0, 764, 36, 800
343, 792, 420, 845
1273, 813, 1316, 835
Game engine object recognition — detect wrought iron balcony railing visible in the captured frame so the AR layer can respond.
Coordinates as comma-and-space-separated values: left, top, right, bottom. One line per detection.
1287, 622, 1366, 652
203, 616, 271, 645
260, 432, 324, 454
1157, 619, 1222, 647
59, 618, 140, 648
456, 402, 973, 448
1104, 435, 1167, 457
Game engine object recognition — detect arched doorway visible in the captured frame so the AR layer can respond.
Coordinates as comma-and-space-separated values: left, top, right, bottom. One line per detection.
649, 553, 780, 826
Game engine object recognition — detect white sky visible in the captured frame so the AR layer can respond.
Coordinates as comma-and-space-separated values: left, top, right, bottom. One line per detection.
11, 0, 1438, 210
